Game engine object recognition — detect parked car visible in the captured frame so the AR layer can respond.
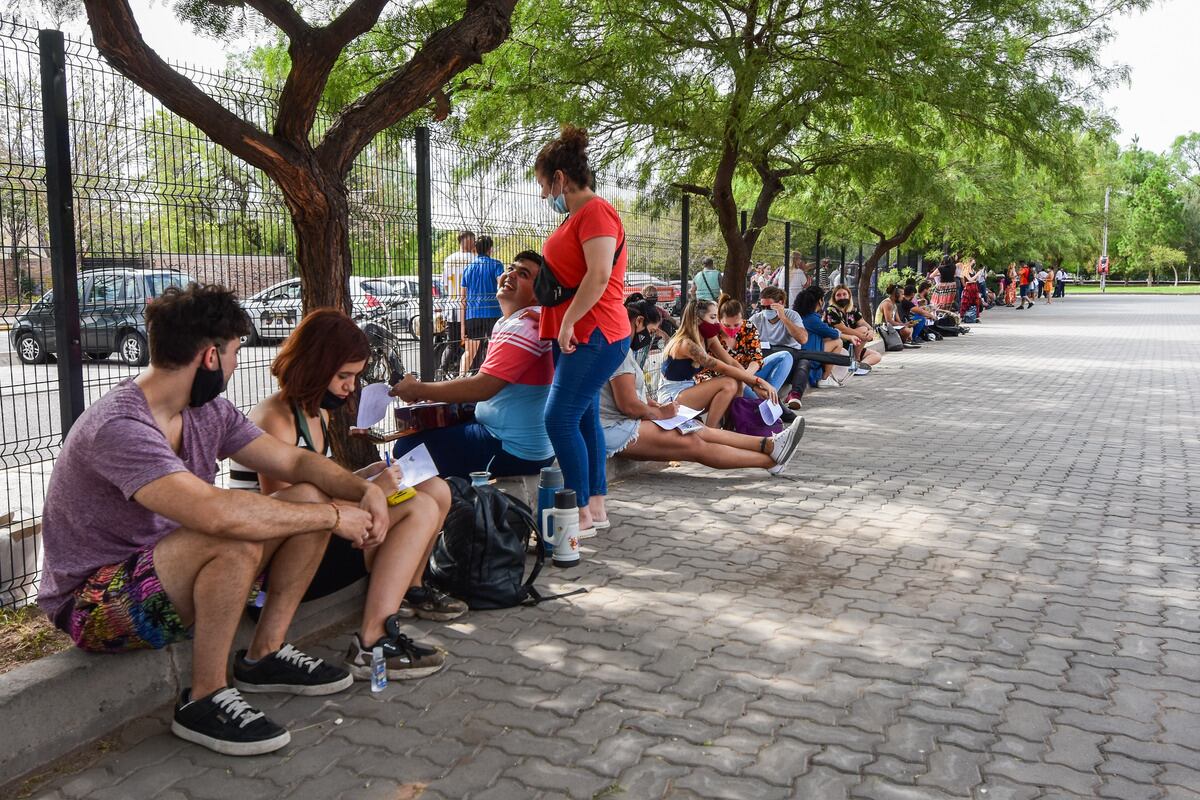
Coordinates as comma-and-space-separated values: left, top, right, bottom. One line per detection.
623, 272, 679, 305
240, 277, 383, 344
377, 276, 445, 340
10, 268, 192, 366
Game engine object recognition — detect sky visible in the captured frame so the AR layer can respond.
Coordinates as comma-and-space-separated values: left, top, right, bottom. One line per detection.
58, 0, 1200, 156
1099, 0, 1200, 153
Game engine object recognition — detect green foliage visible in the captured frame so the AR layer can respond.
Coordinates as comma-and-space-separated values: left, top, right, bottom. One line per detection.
877, 267, 921, 294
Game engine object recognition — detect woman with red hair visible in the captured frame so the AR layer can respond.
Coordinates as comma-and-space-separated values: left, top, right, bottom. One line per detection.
232, 309, 458, 684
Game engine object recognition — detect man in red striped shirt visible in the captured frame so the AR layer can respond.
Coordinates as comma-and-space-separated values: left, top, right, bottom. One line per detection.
390, 251, 556, 478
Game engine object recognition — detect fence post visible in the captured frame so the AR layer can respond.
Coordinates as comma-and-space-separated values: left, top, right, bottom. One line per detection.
39, 29, 84, 437
783, 221, 791, 300
813, 228, 822, 287
414, 126, 434, 380
679, 194, 690, 306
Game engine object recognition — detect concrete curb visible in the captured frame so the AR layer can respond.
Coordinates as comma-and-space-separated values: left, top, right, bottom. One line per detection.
0, 458, 662, 788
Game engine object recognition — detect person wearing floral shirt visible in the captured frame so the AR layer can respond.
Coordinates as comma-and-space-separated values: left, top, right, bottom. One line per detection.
698, 296, 793, 398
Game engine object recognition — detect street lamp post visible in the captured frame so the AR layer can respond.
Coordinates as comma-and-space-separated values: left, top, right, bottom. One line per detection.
1101, 186, 1110, 294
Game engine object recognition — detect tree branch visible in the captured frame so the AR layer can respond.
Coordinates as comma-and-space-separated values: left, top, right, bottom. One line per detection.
317, 0, 518, 176
238, 0, 311, 39
672, 182, 713, 198
271, 1, 390, 146
82, 0, 301, 182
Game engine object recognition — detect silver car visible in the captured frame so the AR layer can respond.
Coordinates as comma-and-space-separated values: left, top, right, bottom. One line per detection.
240, 277, 384, 343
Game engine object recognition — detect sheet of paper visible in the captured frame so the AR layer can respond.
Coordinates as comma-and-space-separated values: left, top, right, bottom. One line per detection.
390, 443, 438, 488
759, 397, 783, 426
676, 418, 704, 435
652, 404, 702, 431
356, 382, 393, 430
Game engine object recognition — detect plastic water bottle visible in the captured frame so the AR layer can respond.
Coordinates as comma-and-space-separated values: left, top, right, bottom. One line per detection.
371, 646, 387, 693
536, 466, 564, 555
469, 470, 491, 487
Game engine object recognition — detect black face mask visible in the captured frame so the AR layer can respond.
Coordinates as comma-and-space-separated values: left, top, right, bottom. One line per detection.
188, 351, 226, 408
320, 390, 348, 410
631, 330, 653, 351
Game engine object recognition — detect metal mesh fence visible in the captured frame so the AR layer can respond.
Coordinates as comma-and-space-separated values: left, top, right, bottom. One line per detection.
0, 19, 813, 607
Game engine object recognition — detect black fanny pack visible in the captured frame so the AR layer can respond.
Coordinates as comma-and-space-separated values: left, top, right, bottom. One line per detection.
535, 237, 626, 307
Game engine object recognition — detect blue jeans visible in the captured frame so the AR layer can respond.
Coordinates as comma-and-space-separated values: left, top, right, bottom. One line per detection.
393, 422, 554, 479
546, 329, 630, 507
911, 316, 928, 339
744, 350, 793, 398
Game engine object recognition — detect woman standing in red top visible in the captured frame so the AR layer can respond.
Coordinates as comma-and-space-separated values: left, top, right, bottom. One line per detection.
535, 126, 631, 535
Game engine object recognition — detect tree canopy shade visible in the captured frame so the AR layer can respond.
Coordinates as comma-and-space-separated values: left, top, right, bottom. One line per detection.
454, 0, 1149, 294
77, 0, 518, 312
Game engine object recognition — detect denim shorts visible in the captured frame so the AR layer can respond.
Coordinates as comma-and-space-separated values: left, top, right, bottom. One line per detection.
602, 418, 640, 458
657, 379, 695, 403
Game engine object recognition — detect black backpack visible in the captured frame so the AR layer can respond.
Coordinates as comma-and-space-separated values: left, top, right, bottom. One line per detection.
426, 477, 567, 609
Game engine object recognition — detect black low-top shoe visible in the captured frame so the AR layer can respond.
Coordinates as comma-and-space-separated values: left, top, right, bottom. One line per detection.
172, 687, 290, 756
233, 643, 353, 696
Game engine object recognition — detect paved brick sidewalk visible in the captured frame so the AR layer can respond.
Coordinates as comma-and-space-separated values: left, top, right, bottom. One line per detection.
17, 295, 1200, 799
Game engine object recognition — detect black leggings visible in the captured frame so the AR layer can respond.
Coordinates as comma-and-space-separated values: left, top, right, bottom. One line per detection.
767, 344, 811, 395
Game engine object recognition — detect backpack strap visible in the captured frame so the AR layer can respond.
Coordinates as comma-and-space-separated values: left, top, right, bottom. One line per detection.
485, 486, 588, 605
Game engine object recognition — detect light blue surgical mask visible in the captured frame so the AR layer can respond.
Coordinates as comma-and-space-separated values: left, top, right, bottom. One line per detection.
547, 176, 568, 215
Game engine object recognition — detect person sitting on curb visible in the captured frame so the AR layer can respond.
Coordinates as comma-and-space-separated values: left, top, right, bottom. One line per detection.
658, 299, 779, 427
37, 284, 385, 757
795, 285, 856, 388
232, 309, 457, 684
900, 282, 936, 342
390, 251, 556, 479
748, 286, 811, 410
600, 340, 806, 476
876, 284, 920, 348
824, 285, 882, 369
696, 294, 794, 399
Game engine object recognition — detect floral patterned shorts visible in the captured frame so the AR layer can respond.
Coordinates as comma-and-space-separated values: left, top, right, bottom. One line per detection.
66, 546, 190, 653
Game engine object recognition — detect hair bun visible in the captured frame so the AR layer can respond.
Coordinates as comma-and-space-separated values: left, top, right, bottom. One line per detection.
558, 124, 589, 153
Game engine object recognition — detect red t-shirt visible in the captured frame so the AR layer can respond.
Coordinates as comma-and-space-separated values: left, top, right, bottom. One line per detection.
539, 197, 632, 344
1019, 267, 1031, 286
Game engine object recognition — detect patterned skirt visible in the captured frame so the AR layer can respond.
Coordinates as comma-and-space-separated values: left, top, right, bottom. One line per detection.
931, 282, 957, 309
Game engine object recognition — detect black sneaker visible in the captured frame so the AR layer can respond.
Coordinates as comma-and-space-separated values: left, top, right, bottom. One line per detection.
345, 614, 446, 681
404, 586, 468, 621
233, 643, 353, 696
171, 687, 290, 756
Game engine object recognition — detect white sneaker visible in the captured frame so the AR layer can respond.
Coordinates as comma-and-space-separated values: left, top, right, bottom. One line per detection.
817, 377, 840, 389
768, 417, 806, 475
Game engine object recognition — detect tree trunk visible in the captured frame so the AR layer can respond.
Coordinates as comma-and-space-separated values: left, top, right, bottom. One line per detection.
280, 170, 379, 469
709, 143, 747, 299
856, 213, 925, 315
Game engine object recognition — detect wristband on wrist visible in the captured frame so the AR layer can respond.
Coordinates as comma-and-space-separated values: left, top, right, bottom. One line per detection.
327, 502, 340, 534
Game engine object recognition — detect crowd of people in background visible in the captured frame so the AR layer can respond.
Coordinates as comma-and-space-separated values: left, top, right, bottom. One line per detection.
35, 122, 1076, 760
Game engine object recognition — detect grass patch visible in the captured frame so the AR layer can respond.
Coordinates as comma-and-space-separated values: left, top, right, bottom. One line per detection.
1067, 285, 1200, 295
0, 605, 71, 676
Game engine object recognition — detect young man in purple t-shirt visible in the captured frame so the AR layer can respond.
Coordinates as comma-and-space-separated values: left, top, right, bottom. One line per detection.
38, 284, 392, 756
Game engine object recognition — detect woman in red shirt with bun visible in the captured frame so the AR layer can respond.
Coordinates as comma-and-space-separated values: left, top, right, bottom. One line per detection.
535, 126, 631, 535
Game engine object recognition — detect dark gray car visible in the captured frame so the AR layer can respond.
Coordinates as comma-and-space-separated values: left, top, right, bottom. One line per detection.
9, 269, 192, 366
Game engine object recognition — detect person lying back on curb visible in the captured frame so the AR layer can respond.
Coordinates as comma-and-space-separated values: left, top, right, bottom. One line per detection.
233, 309, 455, 685
37, 284, 387, 757
600, 314, 806, 476
389, 251, 556, 478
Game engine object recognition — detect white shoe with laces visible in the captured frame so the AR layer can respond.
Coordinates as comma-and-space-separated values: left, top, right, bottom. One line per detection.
817, 377, 840, 389
768, 417, 806, 476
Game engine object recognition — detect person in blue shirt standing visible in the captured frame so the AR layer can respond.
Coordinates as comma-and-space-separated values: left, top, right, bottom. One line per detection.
795, 286, 853, 389
460, 235, 505, 374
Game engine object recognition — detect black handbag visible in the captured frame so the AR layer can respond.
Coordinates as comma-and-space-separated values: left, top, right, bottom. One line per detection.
534, 237, 625, 307
875, 323, 904, 352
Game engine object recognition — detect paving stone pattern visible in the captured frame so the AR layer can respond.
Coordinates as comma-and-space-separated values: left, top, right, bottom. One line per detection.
21, 295, 1200, 799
